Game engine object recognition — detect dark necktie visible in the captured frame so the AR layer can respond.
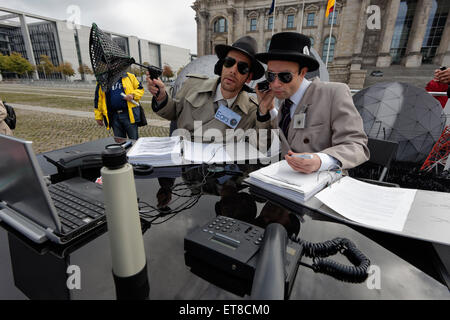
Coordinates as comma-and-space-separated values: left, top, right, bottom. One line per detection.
279, 99, 293, 138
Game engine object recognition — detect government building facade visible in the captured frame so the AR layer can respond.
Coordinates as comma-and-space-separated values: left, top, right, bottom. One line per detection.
192, 0, 450, 88
0, 7, 194, 81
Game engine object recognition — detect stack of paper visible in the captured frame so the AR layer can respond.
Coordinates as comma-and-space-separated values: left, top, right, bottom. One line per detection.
183, 140, 267, 164
315, 176, 417, 232
127, 136, 182, 167
246, 160, 341, 202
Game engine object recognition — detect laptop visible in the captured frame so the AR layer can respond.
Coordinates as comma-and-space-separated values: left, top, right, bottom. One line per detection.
0, 134, 106, 244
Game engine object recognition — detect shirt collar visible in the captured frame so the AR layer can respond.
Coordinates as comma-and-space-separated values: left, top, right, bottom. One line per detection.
290, 78, 311, 107
214, 83, 238, 108
275, 78, 312, 111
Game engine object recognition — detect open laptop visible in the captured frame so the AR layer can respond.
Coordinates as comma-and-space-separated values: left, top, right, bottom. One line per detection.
0, 134, 106, 244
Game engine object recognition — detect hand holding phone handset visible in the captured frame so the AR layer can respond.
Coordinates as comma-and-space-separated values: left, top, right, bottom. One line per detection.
255, 80, 275, 116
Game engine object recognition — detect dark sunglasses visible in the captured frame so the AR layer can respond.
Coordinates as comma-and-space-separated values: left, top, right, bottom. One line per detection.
223, 56, 250, 75
265, 71, 294, 84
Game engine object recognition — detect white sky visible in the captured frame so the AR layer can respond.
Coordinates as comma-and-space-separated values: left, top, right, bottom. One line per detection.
0, 0, 198, 54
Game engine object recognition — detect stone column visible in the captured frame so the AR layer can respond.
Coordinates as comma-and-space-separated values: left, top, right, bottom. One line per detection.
403, 0, 433, 67
347, 0, 370, 89
298, 2, 305, 33
350, 0, 370, 70
19, 14, 38, 80
316, 3, 326, 58
258, 9, 266, 52
276, 7, 284, 33
433, 7, 450, 66
376, 0, 401, 67
198, 10, 209, 56
227, 7, 236, 45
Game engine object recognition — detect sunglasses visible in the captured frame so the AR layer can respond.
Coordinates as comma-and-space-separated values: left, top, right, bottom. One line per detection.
265, 71, 295, 84
223, 56, 250, 75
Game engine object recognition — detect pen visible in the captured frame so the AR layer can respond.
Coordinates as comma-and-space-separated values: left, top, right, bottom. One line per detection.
291, 154, 314, 159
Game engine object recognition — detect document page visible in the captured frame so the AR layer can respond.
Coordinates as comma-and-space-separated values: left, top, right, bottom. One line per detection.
182, 141, 265, 164
315, 176, 417, 232
127, 136, 181, 157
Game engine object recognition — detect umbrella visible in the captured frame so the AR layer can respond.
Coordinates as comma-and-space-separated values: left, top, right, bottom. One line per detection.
353, 82, 445, 163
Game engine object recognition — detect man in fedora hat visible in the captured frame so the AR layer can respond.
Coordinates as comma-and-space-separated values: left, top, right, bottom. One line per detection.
255, 32, 369, 173
146, 36, 273, 143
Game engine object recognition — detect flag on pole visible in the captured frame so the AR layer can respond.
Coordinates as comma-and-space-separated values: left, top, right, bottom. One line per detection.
325, 0, 335, 18
268, 0, 276, 15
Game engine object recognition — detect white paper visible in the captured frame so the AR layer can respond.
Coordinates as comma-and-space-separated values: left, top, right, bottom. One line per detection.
127, 136, 181, 157
315, 176, 417, 232
127, 136, 182, 166
182, 141, 266, 164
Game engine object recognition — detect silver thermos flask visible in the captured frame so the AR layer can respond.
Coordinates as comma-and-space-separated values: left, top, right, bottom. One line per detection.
101, 147, 149, 299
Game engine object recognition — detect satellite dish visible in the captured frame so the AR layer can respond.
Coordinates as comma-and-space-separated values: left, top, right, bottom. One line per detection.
353, 82, 446, 163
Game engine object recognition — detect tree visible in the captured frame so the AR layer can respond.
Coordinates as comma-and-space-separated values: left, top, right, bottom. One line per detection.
0, 53, 8, 74
177, 66, 185, 76
3, 52, 34, 77
130, 66, 144, 77
36, 55, 56, 78
162, 64, 174, 80
78, 63, 93, 75
57, 62, 75, 79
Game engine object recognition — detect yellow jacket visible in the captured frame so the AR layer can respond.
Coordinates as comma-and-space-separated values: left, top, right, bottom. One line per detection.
94, 72, 144, 129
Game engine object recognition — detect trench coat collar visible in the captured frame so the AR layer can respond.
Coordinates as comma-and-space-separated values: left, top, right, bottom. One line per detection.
185, 77, 251, 115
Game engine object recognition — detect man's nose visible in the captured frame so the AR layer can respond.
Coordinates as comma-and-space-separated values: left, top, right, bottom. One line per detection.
271, 76, 283, 87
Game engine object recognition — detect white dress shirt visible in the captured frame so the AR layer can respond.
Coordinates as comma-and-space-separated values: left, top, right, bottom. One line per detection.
270, 78, 339, 171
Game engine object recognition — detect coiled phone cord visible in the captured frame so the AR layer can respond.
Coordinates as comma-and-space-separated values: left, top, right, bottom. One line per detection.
296, 237, 371, 283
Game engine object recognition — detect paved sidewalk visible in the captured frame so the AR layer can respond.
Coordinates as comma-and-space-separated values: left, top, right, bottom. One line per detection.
12, 103, 170, 128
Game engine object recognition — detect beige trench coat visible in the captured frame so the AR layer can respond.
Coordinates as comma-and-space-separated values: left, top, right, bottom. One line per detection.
0, 101, 13, 136
153, 75, 271, 145
277, 78, 369, 169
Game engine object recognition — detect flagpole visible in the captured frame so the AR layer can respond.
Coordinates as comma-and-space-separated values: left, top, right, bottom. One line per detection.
325, 7, 335, 68
271, 0, 277, 36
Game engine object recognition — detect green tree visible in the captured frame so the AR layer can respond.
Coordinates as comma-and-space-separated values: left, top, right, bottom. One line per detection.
0, 53, 8, 74
3, 52, 34, 77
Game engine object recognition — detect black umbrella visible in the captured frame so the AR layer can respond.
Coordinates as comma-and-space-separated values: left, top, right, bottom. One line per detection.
89, 23, 162, 91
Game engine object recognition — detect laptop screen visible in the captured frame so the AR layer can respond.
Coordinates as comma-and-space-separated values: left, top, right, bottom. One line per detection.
0, 134, 60, 233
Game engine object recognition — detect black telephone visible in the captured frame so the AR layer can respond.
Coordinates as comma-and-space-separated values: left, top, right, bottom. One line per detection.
184, 215, 302, 297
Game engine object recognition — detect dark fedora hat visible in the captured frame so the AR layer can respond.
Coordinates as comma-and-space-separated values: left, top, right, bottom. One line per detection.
215, 36, 265, 80
256, 32, 319, 72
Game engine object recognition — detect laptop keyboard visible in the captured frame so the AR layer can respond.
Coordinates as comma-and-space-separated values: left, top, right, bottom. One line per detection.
48, 183, 105, 234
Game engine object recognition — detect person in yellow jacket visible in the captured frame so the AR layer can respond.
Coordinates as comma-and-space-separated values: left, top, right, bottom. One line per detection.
94, 72, 144, 139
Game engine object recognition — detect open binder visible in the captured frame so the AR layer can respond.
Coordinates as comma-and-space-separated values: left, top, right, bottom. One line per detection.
127, 136, 269, 167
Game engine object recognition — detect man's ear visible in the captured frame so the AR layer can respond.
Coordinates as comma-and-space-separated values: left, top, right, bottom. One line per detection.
245, 72, 253, 84
300, 67, 308, 77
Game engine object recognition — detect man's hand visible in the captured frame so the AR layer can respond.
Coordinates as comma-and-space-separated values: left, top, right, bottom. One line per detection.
285, 150, 321, 174
146, 72, 167, 102
122, 94, 134, 102
255, 86, 275, 115
435, 68, 450, 84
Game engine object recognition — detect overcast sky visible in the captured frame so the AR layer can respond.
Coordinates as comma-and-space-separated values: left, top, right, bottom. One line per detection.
0, 0, 198, 53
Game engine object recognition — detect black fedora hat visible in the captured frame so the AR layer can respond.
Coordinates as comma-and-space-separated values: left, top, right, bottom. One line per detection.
256, 32, 319, 72
215, 36, 265, 80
